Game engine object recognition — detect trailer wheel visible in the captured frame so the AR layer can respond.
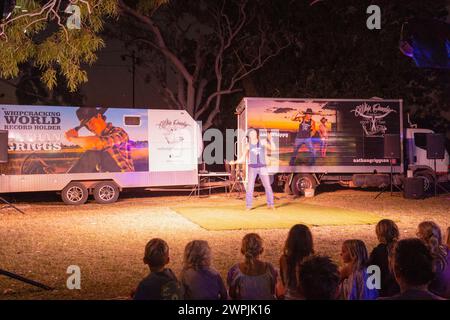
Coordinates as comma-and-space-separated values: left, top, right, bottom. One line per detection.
291, 174, 317, 197
62, 182, 89, 205
414, 171, 434, 193
93, 181, 120, 204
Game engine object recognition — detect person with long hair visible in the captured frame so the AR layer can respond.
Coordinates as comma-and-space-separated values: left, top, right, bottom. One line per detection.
227, 233, 278, 300
381, 239, 444, 300
231, 128, 276, 210
417, 221, 450, 298
279, 224, 314, 299
339, 239, 379, 300
368, 219, 400, 297
180, 240, 227, 300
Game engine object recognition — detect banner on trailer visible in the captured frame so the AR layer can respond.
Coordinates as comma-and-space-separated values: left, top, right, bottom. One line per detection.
0, 105, 149, 174
246, 99, 401, 168
147, 110, 198, 172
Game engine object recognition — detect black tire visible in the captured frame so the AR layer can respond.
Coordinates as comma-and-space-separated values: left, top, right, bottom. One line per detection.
61, 182, 89, 205
93, 181, 120, 204
291, 174, 317, 197
270, 174, 282, 192
413, 171, 434, 193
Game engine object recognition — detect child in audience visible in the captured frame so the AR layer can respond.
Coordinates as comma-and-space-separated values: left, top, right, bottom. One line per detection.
279, 224, 314, 299
298, 255, 340, 300
133, 238, 183, 300
227, 233, 278, 300
368, 219, 400, 297
180, 240, 227, 300
417, 221, 450, 299
381, 238, 444, 300
339, 239, 379, 300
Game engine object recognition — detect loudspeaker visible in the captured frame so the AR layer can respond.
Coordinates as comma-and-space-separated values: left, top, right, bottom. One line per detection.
426, 133, 445, 159
383, 134, 401, 159
0, 130, 8, 163
403, 177, 424, 199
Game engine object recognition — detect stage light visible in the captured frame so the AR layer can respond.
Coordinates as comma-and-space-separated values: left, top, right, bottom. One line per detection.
400, 19, 450, 69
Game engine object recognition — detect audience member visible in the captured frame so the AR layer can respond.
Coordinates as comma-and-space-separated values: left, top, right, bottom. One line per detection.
417, 221, 450, 298
279, 224, 314, 299
298, 255, 340, 300
227, 233, 278, 300
180, 240, 227, 300
381, 238, 444, 300
339, 239, 379, 300
368, 219, 400, 297
134, 238, 183, 300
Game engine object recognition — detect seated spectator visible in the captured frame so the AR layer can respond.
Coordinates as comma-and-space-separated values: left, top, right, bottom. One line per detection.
133, 238, 183, 300
381, 238, 445, 300
298, 255, 340, 300
227, 233, 278, 300
368, 219, 400, 297
180, 240, 227, 300
417, 221, 450, 298
279, 224, 314, 299
339, 239, 379, 300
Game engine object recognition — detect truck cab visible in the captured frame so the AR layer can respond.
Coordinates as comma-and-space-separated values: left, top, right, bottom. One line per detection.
406, 128, 450, 190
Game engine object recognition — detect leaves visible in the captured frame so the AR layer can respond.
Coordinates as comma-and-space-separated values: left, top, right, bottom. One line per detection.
41, 68, 57, 90
0, 0, 122, 91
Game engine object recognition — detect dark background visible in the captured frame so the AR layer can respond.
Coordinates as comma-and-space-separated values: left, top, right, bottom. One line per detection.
0, 0, 449, 148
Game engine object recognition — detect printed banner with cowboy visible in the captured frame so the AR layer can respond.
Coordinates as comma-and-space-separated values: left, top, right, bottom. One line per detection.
0, 105, 149, 175
246, 99, 402, 167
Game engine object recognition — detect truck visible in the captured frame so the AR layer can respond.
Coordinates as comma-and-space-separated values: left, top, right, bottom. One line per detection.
235, 97, 450, 196
0, 104, 201, 204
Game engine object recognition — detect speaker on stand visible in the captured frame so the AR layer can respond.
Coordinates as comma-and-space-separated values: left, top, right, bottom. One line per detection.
376, 134, 402, 198
426, 133, 448, 197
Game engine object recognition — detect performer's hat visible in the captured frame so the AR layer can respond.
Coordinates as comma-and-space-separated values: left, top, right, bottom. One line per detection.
76, 107, 108, 127
305, 108, 313, 114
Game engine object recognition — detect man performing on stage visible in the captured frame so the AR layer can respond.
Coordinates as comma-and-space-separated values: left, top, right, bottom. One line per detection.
289, 108, 316, 166
231, 128, 275, 211
65, 107, 135, 173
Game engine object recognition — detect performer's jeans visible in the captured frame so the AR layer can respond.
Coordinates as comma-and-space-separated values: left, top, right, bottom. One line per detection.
289, 137, 316, 165
68, 150, 121, 173
246, 166, 274, 208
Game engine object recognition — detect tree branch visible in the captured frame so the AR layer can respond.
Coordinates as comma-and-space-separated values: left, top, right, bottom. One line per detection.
118, 0, 193, 84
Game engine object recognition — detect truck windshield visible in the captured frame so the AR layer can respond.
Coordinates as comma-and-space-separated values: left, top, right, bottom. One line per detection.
414, 133, 427, 149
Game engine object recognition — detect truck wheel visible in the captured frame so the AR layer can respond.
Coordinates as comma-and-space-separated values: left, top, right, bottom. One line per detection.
291, 174, 317, 197
93, 181, 120, 204
414, 171, 434, 193
62, 182, 89, 205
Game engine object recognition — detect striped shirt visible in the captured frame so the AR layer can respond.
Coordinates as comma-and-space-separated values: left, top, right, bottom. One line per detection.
99, 123, 134, 172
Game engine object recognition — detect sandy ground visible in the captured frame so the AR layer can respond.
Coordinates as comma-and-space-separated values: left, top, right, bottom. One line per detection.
0, 189, 449, 300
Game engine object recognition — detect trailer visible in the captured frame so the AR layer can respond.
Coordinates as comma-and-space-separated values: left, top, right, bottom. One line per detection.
235, 97, 450, 195
0, 105, 200, 204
